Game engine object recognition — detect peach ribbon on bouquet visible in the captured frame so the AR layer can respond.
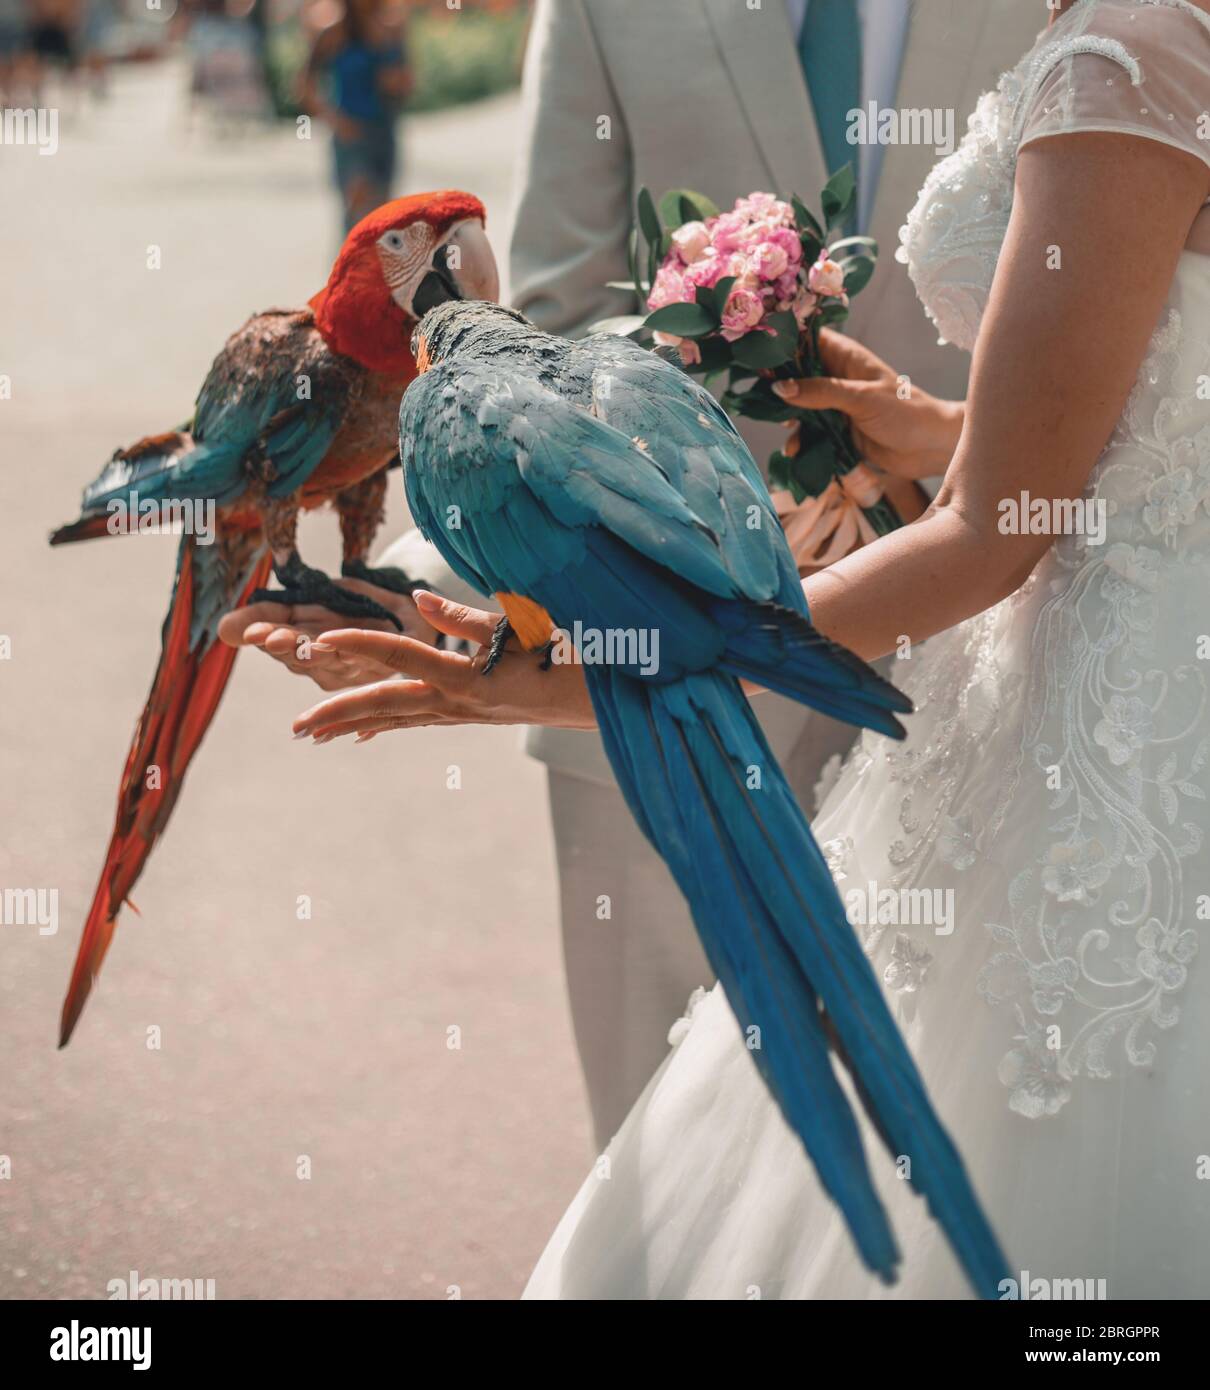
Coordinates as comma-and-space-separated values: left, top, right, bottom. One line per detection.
770, 462, 887, 571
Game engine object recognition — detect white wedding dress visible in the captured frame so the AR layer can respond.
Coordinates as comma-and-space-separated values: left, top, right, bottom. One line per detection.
525, 0, 1210, 1300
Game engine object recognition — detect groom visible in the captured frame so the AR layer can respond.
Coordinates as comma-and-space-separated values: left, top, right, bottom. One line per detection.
228, 0, 1042, 1149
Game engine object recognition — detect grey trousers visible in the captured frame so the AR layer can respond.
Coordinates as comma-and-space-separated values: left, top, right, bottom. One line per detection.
546, 697, 868, 1152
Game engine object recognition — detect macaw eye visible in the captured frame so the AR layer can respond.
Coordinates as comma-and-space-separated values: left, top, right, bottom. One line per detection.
383, 232, 404, 251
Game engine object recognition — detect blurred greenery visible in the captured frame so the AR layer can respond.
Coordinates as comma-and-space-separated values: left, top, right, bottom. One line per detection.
263, 5, 528, 120
407, 7, 529, 113
265, 27, 309, 119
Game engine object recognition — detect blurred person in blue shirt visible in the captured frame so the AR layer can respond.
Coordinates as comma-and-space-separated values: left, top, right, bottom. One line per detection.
301, 0, 411, 234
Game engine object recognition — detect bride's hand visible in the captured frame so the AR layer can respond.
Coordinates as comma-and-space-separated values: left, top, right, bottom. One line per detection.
774, 328, 964, 482
291, 590, 597, 741
217, 578, 438, 691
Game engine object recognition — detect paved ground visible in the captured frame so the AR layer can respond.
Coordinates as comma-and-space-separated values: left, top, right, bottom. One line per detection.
0, 58, 595, 1300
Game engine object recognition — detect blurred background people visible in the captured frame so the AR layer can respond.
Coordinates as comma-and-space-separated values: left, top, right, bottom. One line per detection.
0, 0, 27, 102
22, 0, 78, 104
27, 0, 77, 71
78, 0, 116, 94
183, 0, 271, 131
299, 0, 410, 233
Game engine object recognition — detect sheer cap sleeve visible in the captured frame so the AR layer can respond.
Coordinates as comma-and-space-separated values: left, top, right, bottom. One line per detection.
1016, 0, 1210, 175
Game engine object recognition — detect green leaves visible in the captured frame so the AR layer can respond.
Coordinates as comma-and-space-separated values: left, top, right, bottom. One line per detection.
644, 301, 717, 337
765, 309, 800, 347
769, 435, 838, 503
841, 255, 876, 296
730, 310, 798, 370
695, 274, 735, 318
731, 335, 789, 370
637, 186, 661, 247
792, 193, 831, 265
722, 381, 796, 422
767, 450, 799, 499
791, 193, 824, 242
821, 163, 857, 230
693, 336, 733, 373
658, 188, 721, 230
637, 186, 662, 293
627, 225, 644, 299
816, 300, 850, 328
830, 234, 879, 299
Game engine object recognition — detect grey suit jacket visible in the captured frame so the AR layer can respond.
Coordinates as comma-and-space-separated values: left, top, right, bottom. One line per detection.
386, 0, 1044, 788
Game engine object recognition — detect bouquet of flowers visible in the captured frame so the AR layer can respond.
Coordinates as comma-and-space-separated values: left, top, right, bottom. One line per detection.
596, 168, 903, 558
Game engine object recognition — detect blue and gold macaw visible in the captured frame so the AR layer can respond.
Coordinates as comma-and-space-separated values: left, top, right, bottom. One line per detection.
401, 300, 1007, 1296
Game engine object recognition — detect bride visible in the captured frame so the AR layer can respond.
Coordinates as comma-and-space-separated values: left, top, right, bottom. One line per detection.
272, 0, 1210, 1297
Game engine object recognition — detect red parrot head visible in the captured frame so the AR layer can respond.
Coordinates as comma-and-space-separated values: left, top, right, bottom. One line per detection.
309, 190, 498, 376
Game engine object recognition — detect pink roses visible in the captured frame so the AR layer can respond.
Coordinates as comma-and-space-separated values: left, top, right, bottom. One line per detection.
807, 253, 847, 298
646, 191, 847, 359
719, 287, 765, 341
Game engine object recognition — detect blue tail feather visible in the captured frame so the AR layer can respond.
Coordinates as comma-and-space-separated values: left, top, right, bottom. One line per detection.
588, 664, 1009, 1297
713, 597, 912, 739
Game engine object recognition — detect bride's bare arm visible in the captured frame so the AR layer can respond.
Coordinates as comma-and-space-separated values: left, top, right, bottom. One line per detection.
802, 131, 1209, 662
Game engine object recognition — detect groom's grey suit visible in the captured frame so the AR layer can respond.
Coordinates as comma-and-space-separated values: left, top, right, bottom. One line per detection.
383, 0, 1043, 1148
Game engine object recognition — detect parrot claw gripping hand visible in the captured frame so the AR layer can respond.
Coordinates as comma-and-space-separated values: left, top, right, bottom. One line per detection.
400, 300, 1009, 1297
50, 192, 499, 1047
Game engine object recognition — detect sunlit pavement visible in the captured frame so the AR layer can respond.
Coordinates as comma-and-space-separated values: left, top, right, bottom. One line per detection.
0, 57, 593, 1300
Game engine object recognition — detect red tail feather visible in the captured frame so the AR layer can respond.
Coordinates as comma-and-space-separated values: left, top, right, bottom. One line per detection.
49, 514, 116, 546
59, 543, 272, 1046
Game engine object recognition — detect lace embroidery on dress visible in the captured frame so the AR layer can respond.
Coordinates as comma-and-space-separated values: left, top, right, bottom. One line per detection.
893, 83, 1017, 352
868, 0, 1210, 1116
1009, 37, 1141, 150
972, 326, 1210, 1113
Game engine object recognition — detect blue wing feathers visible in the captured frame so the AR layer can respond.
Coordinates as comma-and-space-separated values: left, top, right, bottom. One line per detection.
72, 312, 353, 521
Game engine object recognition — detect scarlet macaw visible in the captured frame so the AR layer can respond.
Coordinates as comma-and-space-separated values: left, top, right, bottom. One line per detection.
50, 191, 498, 1047
399, 299, 1007, 1296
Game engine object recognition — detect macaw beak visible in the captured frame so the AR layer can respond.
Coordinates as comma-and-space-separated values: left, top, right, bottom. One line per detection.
411, 218, 499, 318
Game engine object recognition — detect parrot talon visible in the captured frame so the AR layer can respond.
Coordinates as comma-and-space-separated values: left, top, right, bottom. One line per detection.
339, 557, 424, 598
537, 638, 556, 671
250, 554, 404, 631
481, 616, 514, 675
340, 559, 447, 649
